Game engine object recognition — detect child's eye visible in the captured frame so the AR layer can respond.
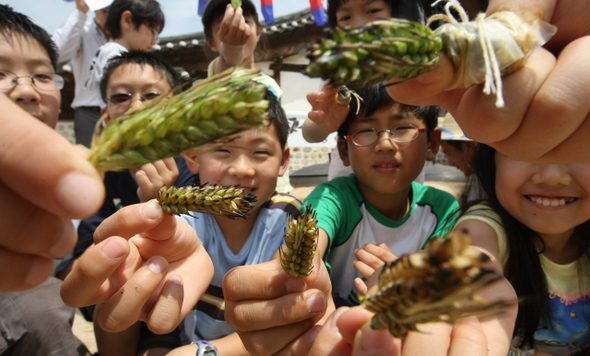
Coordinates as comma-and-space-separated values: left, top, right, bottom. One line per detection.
254, 151, 270, 156
338, 15, 351, 23
368, 7, 385, 15
33, 73, 53, 82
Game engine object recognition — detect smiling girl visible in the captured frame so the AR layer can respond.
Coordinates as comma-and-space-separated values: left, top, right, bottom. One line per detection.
455, 144, 590, 355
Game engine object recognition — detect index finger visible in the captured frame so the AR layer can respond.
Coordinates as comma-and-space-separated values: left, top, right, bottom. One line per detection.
94, 200, 173, 243
0, 96, 104, 219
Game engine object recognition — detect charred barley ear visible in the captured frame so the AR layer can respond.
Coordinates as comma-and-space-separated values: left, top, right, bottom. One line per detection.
336, 86, 363, 115
305, 18, 442, 87
280, 206, 319, 278
361, 229, 516, 338
156, 183, 257, 220
88, 68, 269, 172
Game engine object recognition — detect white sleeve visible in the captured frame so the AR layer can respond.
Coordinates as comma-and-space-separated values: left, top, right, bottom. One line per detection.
51, 10, 88, 62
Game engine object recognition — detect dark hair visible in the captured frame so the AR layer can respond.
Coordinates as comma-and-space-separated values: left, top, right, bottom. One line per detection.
337, 84, 439, 140
265, 90, 289, 150
467, 144, 590, 348
99, 51, 179, 101
326, 0, 427, 28
202, 0, 260, 43
443, 140, 464, 151
105, 0, 165, 40
0, 5, 58, 70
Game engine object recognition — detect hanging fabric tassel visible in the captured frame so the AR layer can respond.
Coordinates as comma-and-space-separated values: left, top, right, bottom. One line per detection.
198, 0, 209, 16
261, 0, 274, 24
310, 0, 327, 26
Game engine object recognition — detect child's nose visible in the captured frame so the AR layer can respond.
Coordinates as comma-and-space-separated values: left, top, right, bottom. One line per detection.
229, 156, 255, 178
8, 78, 40, 103
532, 164, 572, 186
374, 132, 398, 152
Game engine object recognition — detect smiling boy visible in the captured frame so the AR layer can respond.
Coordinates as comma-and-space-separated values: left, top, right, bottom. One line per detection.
303, 84, 459, 307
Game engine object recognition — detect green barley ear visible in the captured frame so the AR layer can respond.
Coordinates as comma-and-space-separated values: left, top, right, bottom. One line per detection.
156, 183, 257, 219
280, 206, 319, 278
88, 68, 269, 172
231, 0, 241, 9
306, 18, 442, 87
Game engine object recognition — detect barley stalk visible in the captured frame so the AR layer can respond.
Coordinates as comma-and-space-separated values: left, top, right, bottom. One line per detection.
280, 206, 319, 278
306, 18, 442, 87
156, 183, 257, 219
361, 229, 515, 337
88, 68, 269, 172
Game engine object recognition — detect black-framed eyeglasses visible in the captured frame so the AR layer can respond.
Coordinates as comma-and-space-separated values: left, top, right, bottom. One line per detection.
0, 69, 64, 91
344, 124, 425, 147
106, 92, 161, 106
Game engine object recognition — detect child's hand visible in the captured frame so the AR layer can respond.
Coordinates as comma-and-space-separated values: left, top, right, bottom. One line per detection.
385, 0, 590, 164
215, 4, 252, 68
303, 83, 350, 143
353, 243, 397, 280
75, 0, 90, 13
223, 251, 333, 356
130, 158, 179, 203
60, 200, 214, 334
0, 96, 104, 291
309, 307, 489, 356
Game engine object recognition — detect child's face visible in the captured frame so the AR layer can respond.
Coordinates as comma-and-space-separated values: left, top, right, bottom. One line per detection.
495, 153, 590, 239
186, 125, 289, 208
336, 0, 392, 28
338, 104, 439, 200
104, 63, 171, 121
120, 11, 159, 51
0, 34, 61, 128
440, 140, 474, 176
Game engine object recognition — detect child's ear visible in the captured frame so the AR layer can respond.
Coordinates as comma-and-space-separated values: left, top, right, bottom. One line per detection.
278, 146, 290, 177
426, 127, 441, 161
120, 10, 133, 31
184, 148, 201, 174
206, 36, 219, 53
337, 137, 351, 166
101, 107, 112, 125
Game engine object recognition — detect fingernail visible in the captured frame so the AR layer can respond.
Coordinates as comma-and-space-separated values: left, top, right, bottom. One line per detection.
102, 239, 127, 260
148, 256, 168, 274
285, 278, 306, 293
56, 173, 103, 217
307, 325, 321, 344
307, 292, 327, 314
142, 200, 163, 220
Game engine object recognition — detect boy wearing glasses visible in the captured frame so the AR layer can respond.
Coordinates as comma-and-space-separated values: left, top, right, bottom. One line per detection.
85, 0, 164, 107
0, 5, 93, 355
72, 51, 198, 355
305, 84, 458, 307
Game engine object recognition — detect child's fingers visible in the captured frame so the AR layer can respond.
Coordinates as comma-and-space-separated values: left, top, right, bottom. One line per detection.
0, 181, 77, 258
94, 200, 165, 243
60, 236, 131, 308
239, 317, 323, 356
145, 275, 184, 335
227, 289, 327, 332
0, 248, 54, 292
354, 277, 368, 296
223, 259, 299, 300
448, 318, 488, 356
0, 95, 104, 219
97, 256, 169, 333
351, 320, 398, 356
352, 260, 376, 281
131, 217, 198, 262
308, 308, 352, 356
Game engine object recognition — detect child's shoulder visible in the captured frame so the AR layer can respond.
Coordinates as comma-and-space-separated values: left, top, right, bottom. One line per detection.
261, 192, 302, 217
412, 181, 459, 206
305, 175, 363, 204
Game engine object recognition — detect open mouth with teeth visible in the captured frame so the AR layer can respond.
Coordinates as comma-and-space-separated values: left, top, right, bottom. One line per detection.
525, 195, 578, 207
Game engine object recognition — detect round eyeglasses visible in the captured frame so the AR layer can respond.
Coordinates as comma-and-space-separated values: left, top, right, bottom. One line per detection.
106, 92, 162, 106
344, 124, 425, 147
0, 69, 64, 91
